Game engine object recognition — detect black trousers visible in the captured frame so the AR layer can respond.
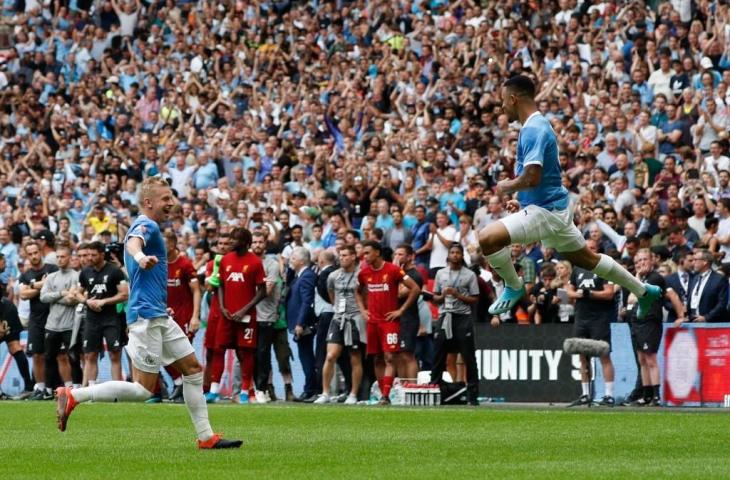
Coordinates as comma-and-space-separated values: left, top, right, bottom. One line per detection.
315, 312, 352, 395
255, 323, 276, 391
429, 313, 479, 402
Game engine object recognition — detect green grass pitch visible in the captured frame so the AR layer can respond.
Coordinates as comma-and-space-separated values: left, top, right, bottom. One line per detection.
1, 402, 729, 479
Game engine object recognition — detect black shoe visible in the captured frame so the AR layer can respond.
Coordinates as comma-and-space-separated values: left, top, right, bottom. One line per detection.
568, 395, 591, 407
302, 393, 318, 403
169, 385, 184, 403
0, 390, 7, 400
378, 396, 391, 406
43, 390, 54, 400
650, 396, 661, 407
29, 389, 45, 401
633, 397, 651, 407
284, 384, 294, 402
335, 393, 348, 403
292, 392, 309, 403
267, 384, 278, 402
598, 395, 615, 407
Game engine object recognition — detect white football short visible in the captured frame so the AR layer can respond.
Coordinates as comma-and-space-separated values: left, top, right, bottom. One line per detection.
126, 316, 195, 373
501, 204, 586, 252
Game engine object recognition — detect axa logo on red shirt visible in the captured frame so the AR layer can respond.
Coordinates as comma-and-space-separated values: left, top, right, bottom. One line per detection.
226, 272, 245, 282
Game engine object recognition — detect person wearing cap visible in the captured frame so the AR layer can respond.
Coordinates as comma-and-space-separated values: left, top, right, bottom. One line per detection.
693, 57, 722, 91
34, 230, 58, 266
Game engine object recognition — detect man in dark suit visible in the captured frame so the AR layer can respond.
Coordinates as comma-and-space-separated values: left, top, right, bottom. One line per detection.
286, 246, 318, 401
663, 251, 693, 323
683, 249, 729, 323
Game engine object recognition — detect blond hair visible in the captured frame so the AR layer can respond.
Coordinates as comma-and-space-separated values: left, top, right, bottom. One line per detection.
138, 177, 170, 204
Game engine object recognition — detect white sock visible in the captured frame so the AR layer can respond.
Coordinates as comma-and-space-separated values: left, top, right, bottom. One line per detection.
173, 377, 183, 386
183, 372, 214, 441
88, 380, 96, 387
35, 382, 45, 392
64, 381, 73, 388
581, 382, 590, 396
605, 381, 614, 397
486, 247, 522, 290
210, 382, 220, 394
591, 254, 646, 297
595, 220, 626, 251
72, 381, 152, 403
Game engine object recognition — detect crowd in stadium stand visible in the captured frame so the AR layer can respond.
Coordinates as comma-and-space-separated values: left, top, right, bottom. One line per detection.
0, 0, 729, 406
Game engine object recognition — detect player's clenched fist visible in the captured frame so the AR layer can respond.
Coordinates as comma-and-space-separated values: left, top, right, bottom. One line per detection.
139, 255, 159, 270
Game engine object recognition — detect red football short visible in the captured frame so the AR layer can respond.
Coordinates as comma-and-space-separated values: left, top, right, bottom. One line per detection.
213, 317, 257, 350
204, 302, 222, 349
366, 321, 401, 355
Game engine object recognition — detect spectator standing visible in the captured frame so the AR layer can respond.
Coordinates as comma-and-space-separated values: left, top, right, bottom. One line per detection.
286, 247, 318, 402
629, 249, 685, 406
429, 244, 480, 405
685, 249, 729, 323
40, 245, 81, 390
78, 241, 128, 385
19, 241, 59, 400
314, 245, 363, 405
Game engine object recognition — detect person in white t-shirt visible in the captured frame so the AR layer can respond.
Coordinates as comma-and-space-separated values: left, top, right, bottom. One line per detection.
427, 211, 456, 278
647, 55, 675, 100
715, 198, 730, 264
112, 0, 141, 37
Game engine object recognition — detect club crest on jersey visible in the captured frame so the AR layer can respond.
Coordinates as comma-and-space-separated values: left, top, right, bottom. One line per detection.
227, 272, 245, 282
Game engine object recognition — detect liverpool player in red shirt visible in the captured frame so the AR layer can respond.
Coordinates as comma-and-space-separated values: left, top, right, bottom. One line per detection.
215, 227, 266, 404
356, 240, 420, 405
163, 230, 201, 402
203, 233, 232, 400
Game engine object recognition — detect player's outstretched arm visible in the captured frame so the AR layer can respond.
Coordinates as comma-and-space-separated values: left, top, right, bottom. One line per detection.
496, 164, 542, 196
126, 237, 157, 270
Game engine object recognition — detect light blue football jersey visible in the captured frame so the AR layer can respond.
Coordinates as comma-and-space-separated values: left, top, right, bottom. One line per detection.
515, 112, 569, 211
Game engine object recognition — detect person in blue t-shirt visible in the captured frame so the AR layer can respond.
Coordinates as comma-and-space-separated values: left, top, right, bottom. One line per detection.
477, 75, 661, 320
55, 177, 241, 449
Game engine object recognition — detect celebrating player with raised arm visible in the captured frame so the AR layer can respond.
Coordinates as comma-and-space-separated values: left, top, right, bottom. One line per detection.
55, 177, 242, 449
478, 76, 661, 319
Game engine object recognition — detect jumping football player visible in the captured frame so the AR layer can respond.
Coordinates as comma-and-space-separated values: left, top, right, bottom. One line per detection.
477, 75, 661, 319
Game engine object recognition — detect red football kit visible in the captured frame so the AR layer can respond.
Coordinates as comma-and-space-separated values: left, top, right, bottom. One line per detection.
358, 261, 407, 355
167, 254, 197, 339
214, 251, 265, 350
203, 259, 223, 350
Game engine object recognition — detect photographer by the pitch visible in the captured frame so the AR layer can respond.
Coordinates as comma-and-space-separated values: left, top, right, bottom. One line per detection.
428, 243, 480, 405
566, 238, 617, 406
